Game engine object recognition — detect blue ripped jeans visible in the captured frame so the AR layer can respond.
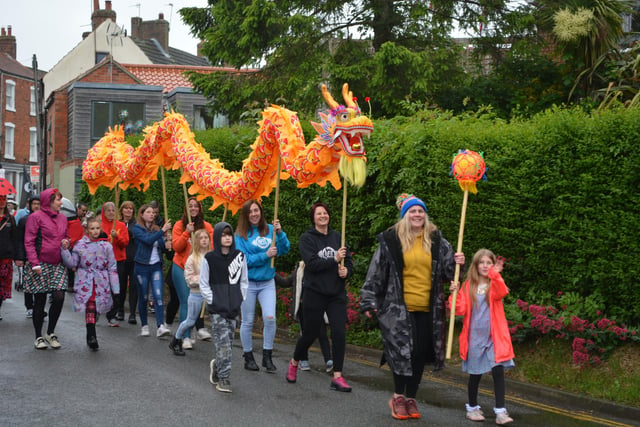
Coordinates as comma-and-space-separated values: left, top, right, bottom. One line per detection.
175, 293, 203, 339
240, 279, 276, 352
135, 262, 165, 327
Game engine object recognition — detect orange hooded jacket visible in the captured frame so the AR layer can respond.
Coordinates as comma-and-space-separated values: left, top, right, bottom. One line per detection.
449, 267, 515, 363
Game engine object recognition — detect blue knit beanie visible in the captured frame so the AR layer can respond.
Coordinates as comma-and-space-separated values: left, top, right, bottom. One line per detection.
396, 193, 427, 218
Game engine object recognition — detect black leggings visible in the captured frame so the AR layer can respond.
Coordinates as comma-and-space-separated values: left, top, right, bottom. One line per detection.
293, 288, 346, 371
299, 308, 332, 362
32, 290, 65, 338
468, 365, 506, 408
393, 311, 432, 398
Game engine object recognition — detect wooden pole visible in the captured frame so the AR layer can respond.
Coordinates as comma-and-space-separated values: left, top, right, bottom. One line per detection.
271, 155, 282, 268
446, 189, 469, 359
340, 177, 347, 268
222, 204, 228, 222
160, 167, 169, 222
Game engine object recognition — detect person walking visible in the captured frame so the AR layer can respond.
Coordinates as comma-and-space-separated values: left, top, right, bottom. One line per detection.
131, 203, 172, 338
171, 197, 213, 349
23, 188, 70, 349
285, 203, 352, 392
449, 249, 515, 425
14, 195, 40, 318
235, 200, 290, 373
0, 194, 17, 321
61, 217, 119, 350
201, 222, 248, 393
101, 202, 129, 325
119, 201, 138, 324
170, 229, 211, 356
360, 194, 465, 419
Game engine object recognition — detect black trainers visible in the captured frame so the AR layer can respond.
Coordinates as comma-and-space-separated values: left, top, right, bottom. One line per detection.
262, 349, 277, 373
87, 336, 99, 351
169, 337, 185, 356
209, 359, 219, 385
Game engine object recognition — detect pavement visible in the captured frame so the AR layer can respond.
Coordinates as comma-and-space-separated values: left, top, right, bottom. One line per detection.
1, 291, 639, 426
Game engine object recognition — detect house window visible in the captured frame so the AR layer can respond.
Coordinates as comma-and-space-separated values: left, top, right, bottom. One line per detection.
30, 86, 37, 116
96, 52, 109, 64
4, 123, 15, 159
29, 127, 38, 162
91, 101, 145, 141
194, 105, 228, 130
5, 80, 16, 111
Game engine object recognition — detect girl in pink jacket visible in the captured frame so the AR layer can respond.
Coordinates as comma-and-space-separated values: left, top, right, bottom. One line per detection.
450, 249, 515, 425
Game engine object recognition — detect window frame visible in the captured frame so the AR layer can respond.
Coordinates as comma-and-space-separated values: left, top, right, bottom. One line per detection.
4, 122, 16, 159
5, 80, 16, 112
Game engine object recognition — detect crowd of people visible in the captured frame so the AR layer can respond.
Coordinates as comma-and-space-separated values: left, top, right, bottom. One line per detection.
0, 189, 514, 424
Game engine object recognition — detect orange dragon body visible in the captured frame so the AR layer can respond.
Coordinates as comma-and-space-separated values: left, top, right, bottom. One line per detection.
83, 83, 373, 213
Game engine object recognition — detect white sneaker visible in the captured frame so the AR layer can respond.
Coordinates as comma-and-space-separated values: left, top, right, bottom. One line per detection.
157, 324, 171, 337
495, 410, 513, 425
182, 337, 193, 349
197, 328, 212, 341
44, 334, 61, 349
26, 309, 33, 318
299, 360, 311, 371
141, 325, 150, 337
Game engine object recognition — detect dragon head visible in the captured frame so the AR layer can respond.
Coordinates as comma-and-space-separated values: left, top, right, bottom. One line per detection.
315, 83, 372, 158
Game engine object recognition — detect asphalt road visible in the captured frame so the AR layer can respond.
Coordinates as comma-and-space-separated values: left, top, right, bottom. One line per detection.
1, 293, 637, 427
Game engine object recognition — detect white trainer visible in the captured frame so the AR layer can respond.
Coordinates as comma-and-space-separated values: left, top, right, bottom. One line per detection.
156, 324, 171, 337
197, 328, 212, 341
182, 337, 193, 349
141, 325, 150, 337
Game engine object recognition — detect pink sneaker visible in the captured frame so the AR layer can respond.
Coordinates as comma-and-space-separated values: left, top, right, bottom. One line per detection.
286, 360, 298, 383
330, 376, 352, 392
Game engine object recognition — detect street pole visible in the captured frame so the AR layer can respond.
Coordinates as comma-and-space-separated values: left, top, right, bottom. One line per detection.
32, 54, 44, 191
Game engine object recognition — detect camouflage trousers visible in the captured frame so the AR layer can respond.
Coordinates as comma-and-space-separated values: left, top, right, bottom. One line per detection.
211, 313, 237, 379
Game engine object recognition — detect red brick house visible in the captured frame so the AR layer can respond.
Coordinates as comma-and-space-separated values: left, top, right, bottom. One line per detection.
0, 26, 43, 207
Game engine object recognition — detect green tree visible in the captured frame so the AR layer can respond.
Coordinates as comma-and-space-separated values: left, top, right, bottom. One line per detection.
179, 0, 519, 120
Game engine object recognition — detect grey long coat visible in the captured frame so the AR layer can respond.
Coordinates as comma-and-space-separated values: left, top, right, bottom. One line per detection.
360, 227, 457, 376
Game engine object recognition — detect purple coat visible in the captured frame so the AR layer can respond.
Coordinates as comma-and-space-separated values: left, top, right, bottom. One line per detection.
62, 236, 120, 313
24, 188, 68, 267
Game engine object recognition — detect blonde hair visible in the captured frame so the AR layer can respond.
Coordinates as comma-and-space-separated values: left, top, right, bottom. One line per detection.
394, 213, 437, 253
464, 248, 496, 308
190, 229, 211, 271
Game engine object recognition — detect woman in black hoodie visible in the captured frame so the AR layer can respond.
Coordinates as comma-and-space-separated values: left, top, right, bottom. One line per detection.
285, 202, 353, 392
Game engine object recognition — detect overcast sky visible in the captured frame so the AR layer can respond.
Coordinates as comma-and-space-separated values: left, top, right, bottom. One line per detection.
1, 0, 209, 71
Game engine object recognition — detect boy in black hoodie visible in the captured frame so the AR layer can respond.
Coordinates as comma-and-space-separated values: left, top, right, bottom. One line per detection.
200, 222, 248, 393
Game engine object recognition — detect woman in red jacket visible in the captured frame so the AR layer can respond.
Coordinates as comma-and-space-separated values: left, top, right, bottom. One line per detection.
100, 201, 129, 325
449, 249, 515, 425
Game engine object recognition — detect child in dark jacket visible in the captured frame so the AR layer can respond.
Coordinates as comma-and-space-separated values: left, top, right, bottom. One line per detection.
200, 222, 248, 393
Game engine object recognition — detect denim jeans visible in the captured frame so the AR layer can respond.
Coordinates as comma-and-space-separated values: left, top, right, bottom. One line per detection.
240, 279, 276, 352
135, 262, 165, 327
175, 293, 203, 339
172, 263, 191, 337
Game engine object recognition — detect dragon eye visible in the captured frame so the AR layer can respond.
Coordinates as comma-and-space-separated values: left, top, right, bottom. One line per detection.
338, 113, 349, 121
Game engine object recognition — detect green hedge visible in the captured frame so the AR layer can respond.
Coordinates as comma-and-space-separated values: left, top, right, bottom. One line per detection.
80, 106, 640, 325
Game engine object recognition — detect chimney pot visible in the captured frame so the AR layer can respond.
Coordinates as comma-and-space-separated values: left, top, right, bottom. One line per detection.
159, 13, 164, 20
7, 26, 11, 36
106, 0, 111, 11
93, 0, 99, 12
1, 28, 5, 37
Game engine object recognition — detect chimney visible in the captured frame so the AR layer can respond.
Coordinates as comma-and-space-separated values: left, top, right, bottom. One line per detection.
0, 26, 17, 59
130, 13, 170, 52
91, 0, 117, 31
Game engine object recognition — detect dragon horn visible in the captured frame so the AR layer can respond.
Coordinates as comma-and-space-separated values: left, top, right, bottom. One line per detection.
342, 83, 356, 108
321, 84, 339, 110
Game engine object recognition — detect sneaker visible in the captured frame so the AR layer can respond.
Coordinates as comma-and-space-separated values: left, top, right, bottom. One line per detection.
128, 314, 137, 325
116, 311, 125, 321
216, 378, 232, 393
330, 376, 352, 392
299, 360, 311, 371
495, 411, 513, 425
286, 360, 298, 383
197, 328, 212, 341
182, 337, 193, 349
389, 395, 409, 420
405, 398, 421, 419
45, 334, 61, 349
26, 309, 33, 318
466, 406, 485, 422
141, 325, 150, 337
108, 318, 119, 327
156, 324, 171, 337
209, 359, 219, 385
325, 359, 334, 373
148, 301, 155, 313
34, 337, 48, 350
169, 337, 185, 356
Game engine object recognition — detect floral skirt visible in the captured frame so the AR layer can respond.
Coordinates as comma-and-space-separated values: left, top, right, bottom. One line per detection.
23, 262, 68, 294
0, 258, 13, 300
